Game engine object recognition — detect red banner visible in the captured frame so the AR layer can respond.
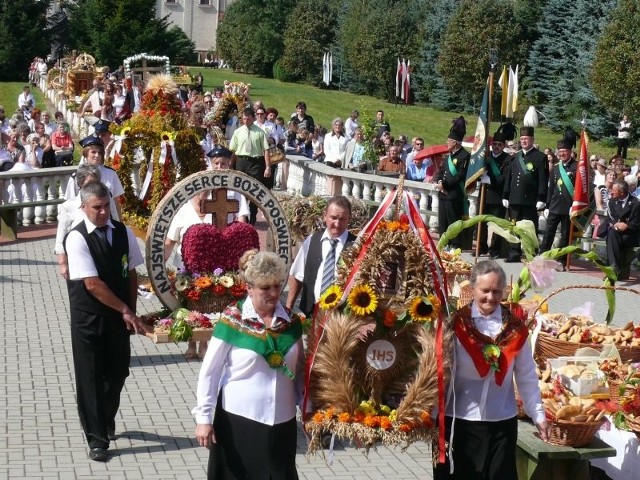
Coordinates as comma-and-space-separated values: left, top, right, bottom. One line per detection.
570, 130, 590, 219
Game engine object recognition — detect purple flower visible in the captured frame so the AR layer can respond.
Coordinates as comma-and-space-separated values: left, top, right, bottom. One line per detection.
158, 318, 173, 326
214, 268, 224, 276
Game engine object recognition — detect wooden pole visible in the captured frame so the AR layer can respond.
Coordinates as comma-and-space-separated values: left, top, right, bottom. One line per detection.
474, 64, 495, 263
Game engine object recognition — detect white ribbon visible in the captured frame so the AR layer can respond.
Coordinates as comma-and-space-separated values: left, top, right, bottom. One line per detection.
138, 155, 153, 200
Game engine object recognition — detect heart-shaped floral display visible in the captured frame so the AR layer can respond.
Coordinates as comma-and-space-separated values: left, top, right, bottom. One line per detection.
181, 222, 260, 274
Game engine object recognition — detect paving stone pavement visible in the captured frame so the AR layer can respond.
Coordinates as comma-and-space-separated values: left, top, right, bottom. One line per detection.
1, 232, 638, 479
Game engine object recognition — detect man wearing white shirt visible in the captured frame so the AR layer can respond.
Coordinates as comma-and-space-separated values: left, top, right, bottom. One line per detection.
17, 86, 35, 119
64, 182, 147, 462
286, 196, 356, 316
344, 109, 359, 140
254, 106, 280, 145
323, 117, 348, 168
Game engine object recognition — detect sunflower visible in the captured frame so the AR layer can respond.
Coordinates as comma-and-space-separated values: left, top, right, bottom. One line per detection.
408, 295, 440, 323
194, 276, 213, 289
121, 126, 131, 137
160, 130, 173, 141
347, 284, 378, 316
319, 285, 342, 310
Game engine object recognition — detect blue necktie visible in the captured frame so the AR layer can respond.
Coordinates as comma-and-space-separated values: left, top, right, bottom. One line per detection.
320, 239, 338, 295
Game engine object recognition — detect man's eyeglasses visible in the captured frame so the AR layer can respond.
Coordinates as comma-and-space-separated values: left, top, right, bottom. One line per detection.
256, 112, 266, 115
415, 143, 424, 146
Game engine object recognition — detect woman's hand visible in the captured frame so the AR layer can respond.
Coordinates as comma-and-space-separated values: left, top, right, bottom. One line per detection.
536, 420, 549, 441
195, 423, 216, 448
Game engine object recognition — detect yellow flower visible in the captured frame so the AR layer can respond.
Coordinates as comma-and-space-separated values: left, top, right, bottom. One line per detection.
557, 179, 563, 186
347, 284, 378, 316
218, 275, 234, 288
121, 126, 131, 136
526, 162, 534, 171
408, 295, 440, 323
319, 285, 342, 310
160, 130, 173, 141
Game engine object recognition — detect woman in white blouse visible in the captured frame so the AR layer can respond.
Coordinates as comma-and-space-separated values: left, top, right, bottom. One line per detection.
323, 117, 348, 167
193, 250, 304, 480
435, 260, 548, 480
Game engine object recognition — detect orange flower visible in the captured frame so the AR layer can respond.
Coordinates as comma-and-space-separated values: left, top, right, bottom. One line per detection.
324, 408, 335, 419
338, 412, 351, 423
379, 418, 393, 431
399, 423, 412, 433
312, 412, 324, 423
382, 309, 396, 327
420, 411, 433, 428
352, 411, 365, 423
194, 276, 212, 289
363, 415, 380, 428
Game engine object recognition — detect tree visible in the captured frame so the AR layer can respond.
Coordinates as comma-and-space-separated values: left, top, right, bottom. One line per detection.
413, 0, 461, 109
279, 0, 337, 83
437, 0, 522, 111
337, 0, 427, 100
0, 0, 51, 81
592, 0, 640, 138
216, 0, 296, 77
164, 26, 197, 66
526, 0, 617, 137
67, 0, 190, 69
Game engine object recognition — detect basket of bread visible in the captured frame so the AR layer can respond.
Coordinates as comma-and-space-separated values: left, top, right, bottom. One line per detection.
542, 378, 606, 447
532, 285, 640, 364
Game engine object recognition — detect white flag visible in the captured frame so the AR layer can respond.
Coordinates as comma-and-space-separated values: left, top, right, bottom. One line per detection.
505, 65, 514, 118
328, 52, 333, 85
396, 58, 401, 98
400, 59, 407, 100
511, 65, 519, 114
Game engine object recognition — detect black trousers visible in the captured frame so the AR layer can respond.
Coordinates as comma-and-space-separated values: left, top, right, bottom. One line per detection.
478, 203, 506, 256
617, 138, 629, 159
540, 212, 571, 262
70, 310, 130, 449
433, 416, 518, 480
507, 204, 539, 261
438, 198, 465, 248
235, 155, 273, 224
606, 228, 639, 272
208, 407, 298, 480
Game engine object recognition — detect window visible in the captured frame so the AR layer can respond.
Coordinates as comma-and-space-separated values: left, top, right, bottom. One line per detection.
199, 0, 210, 5
165, 0, 177, 3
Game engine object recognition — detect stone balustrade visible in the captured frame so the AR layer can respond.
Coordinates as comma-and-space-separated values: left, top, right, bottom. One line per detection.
0, 166, 76, 226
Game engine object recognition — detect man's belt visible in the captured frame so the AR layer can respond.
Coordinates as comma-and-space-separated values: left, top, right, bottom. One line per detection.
237, 155, 264, 161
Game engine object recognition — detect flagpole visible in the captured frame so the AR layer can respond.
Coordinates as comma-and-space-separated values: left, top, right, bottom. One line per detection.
475, 48, 498, 263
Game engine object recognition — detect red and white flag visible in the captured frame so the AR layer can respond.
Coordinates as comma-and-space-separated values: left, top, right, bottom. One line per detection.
403, 60, 410, 103
570, 130, 590, 221
396, 58, 403, 98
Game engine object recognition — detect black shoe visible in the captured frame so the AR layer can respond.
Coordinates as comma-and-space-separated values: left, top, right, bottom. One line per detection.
89, 447, 108, 462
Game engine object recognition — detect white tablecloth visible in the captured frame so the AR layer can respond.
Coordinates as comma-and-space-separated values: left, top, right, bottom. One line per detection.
591, 421, 640, 479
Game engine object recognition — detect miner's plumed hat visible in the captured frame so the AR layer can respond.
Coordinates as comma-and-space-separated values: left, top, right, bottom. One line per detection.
520, 126, 535, 137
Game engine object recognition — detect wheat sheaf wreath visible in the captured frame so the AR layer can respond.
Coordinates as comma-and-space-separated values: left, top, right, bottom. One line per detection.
305, 225, 453, 453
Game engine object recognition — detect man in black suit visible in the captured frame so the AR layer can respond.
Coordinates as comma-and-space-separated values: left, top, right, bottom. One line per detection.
502, 126, 549, 262
540, 139, 577, 265
606, 179, 640, 280
478, 131, 511, 257
435, 129, 470, 248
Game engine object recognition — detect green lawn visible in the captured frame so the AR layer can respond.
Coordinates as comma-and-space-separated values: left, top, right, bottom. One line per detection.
0, 82, 47, 117
189, 67, 638, 161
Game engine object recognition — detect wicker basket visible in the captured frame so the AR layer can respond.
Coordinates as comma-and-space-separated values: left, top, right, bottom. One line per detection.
546, 418, 605, 447
609, 380, 623, 404
624, 414, 640, 440
186, 294, 233, 313
533, 285, 640, 364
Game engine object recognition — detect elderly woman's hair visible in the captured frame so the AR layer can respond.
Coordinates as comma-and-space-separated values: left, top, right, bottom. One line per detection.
239, 249, 287, 286
470, 260, 507, 288
76, 164, 101, 188
80, 181, 110, 205
332, 117, 344, 126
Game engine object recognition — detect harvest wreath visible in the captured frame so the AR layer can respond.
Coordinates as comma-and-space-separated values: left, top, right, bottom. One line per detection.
304, 190, 452, 454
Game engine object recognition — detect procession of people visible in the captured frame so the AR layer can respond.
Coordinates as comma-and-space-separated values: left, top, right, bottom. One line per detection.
3, 57, 626, 480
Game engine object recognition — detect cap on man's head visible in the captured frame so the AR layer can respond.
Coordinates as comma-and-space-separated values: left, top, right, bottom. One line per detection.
93, 119, 111, 133
79, 135, 104, 149
597, 158, 607, 167
448, 129, 463, 142
557, 139, 573, 150
492, 132, 507, 143
520, 126, 535, 137
206, 146, 232, 158
589, 154, 598, 161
